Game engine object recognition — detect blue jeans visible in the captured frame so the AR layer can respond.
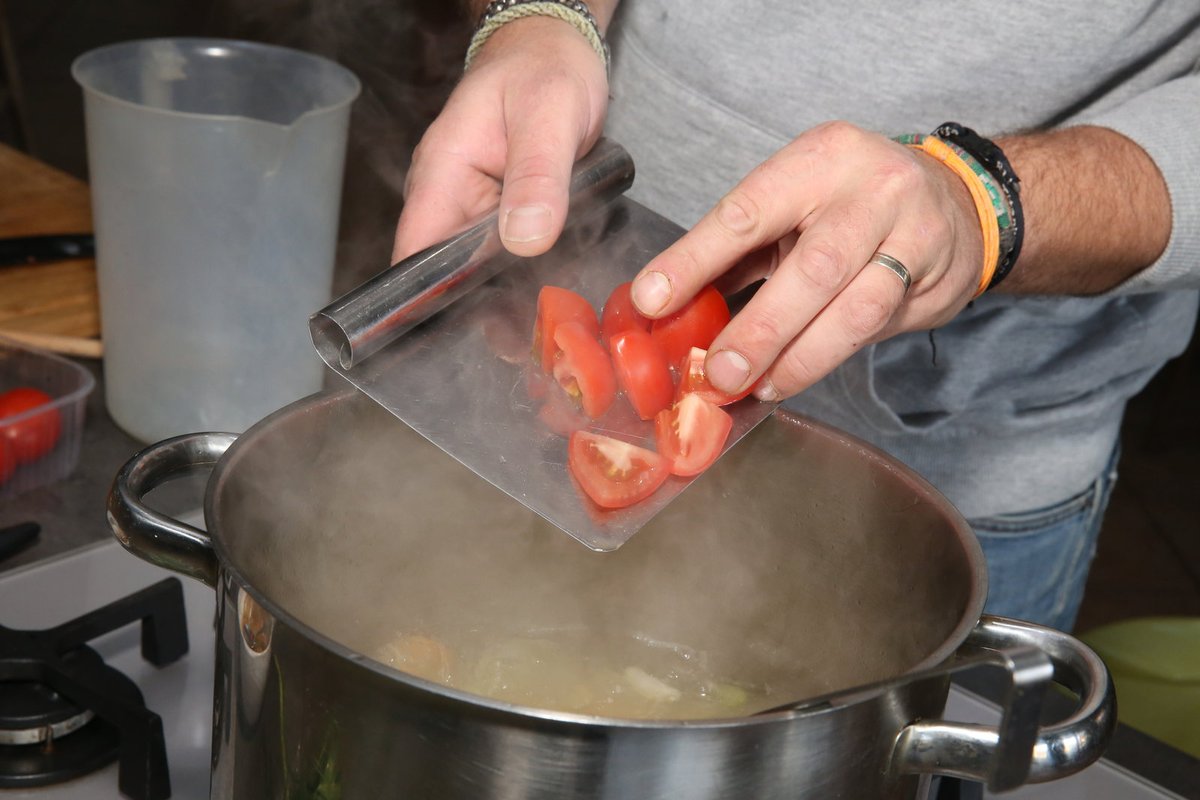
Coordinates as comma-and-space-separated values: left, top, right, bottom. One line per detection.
968, 444, 1121, 633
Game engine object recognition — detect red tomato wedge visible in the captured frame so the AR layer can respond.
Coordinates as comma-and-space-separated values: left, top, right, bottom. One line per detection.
568, 431, 671, 509
0, 387, 62, 464
649, 285, 731, 366
676, 347, 753, 406
609, 329, 674, 420
551, 321, 617, 418
654, 393, 734, 477
600, 282, 652, 346
533, 286, 599, 371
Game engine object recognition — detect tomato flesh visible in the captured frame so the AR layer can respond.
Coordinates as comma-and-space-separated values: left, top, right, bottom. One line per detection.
609, 329, 675, 420
551, 321, 616, 418
600, 282, 652, 346
654, 393, 734, 477
533, 286, 599, 371
649, 285, 731, 366
0, 388, 62, 464
676, 347, 753, 406
568, 431, 671, 509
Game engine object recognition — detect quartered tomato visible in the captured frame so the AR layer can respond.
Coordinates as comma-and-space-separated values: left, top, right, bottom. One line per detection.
609, 329, 674, 420
533, 286, 599, 371
649, 285, 731, 366
676, 347, 753, 406
600, 282, 652, 346
654, 393, 734, 477
0, 387, 62, 464
551, 321, 617, 418
568, 431, 671, 509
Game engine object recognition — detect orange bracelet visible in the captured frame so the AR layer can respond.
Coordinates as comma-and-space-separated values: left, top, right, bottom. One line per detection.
907, 136, 1001, 297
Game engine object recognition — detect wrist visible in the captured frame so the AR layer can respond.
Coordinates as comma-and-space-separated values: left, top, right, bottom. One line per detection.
466, 0, 610, 72
994, 127, 1170, 295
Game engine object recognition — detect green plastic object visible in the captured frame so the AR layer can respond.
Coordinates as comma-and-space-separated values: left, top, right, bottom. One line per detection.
1080, 616, 1200, 758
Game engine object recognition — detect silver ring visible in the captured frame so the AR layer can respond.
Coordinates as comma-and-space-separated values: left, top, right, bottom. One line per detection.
869, 252, 911, 293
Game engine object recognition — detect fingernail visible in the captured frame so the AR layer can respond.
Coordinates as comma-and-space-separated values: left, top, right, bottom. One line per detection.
753, 376, 781, 402
707, 350, 751, 393
502, 205, 552, 243
631, 271, 672, 315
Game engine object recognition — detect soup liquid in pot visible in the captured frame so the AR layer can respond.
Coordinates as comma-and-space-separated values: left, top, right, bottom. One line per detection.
220, 395, 977, 723
371, 629, 771, 719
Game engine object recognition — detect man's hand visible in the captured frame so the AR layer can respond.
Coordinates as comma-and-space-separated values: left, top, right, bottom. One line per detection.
392, 14, 610, 262
629, 122, 1171, 402
630, 121, 985, 402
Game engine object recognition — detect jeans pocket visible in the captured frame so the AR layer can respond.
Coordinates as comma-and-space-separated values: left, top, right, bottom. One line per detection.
968, 454, 1118, 632
971, 484, 1099, 536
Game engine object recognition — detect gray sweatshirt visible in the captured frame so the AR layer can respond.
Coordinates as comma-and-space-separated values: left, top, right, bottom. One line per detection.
604, 1, 1200, 520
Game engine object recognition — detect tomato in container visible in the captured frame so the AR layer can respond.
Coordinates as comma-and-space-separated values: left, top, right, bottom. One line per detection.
0, 437, 15, 486
0, 338, 95, 499
0, 388, 62, 463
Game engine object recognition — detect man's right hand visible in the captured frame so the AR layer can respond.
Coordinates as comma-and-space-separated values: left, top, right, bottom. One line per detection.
392, 14, 610, 263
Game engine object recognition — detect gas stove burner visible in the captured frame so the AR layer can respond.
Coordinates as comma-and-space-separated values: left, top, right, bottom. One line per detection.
0, 578, 189, 799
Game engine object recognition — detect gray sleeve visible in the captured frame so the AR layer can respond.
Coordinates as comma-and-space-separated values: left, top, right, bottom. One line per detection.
1073, 72, 1200, 294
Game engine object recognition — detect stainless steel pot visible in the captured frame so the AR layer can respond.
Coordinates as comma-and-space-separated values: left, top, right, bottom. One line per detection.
108, 390, 1114, 799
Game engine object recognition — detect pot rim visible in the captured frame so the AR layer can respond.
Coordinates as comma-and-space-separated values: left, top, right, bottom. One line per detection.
205, 389, 987, 729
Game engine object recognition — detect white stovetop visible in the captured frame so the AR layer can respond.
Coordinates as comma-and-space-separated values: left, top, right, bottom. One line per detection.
0, 538, 1186, 800
0, 539, 216, 800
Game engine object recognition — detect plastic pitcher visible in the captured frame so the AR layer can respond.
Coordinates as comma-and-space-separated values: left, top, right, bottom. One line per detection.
72, 39, 360, 442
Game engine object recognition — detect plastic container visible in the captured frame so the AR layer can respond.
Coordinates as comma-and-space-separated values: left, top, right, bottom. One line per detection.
72, 39, 361, 442
0, 337, 96, 500
1081, 616, 1200, 758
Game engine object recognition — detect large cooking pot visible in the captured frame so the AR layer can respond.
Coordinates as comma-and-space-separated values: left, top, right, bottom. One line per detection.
108, 389, 1114, 799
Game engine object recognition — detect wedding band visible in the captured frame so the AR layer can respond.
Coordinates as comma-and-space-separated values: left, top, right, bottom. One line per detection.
869, 252, 911, 293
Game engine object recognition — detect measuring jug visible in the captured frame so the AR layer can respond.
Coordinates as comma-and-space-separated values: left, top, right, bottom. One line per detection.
73, 38, 360, 441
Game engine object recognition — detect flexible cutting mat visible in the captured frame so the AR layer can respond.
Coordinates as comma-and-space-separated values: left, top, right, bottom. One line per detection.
321, 197, 776, 551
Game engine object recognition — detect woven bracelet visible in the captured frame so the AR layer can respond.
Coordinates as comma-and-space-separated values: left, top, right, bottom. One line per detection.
940, 138, 1018, 279
466, 0, 609, 72
934, 122, 1024, 291
896, 133, 1002, 297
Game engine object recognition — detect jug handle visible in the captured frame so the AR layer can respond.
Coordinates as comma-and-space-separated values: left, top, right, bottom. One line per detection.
108, 432, 237, 588
891, 614, 1116, 792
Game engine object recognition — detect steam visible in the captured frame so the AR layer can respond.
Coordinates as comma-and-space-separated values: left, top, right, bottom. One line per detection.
220, 388, 973, 718
216, 0, 469, 292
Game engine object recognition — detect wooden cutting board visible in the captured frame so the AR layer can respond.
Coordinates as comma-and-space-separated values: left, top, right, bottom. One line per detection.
0, 143, 103, 359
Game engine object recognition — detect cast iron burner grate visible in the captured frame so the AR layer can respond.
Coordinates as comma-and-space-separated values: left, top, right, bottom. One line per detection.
0, 577, 188, 799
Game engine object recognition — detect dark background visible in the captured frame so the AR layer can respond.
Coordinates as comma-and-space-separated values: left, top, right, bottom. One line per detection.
1, 0, 1197, 634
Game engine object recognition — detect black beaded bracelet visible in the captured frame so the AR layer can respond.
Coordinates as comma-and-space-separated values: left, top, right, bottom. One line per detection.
934, 122, 1024, 291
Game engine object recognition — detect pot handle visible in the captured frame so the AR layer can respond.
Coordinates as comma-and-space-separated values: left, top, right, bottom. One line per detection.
107, 432, 237, 588
892, 614, 1116, 792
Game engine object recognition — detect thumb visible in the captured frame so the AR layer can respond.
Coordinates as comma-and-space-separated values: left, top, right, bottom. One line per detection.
498, 108, 590, 257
